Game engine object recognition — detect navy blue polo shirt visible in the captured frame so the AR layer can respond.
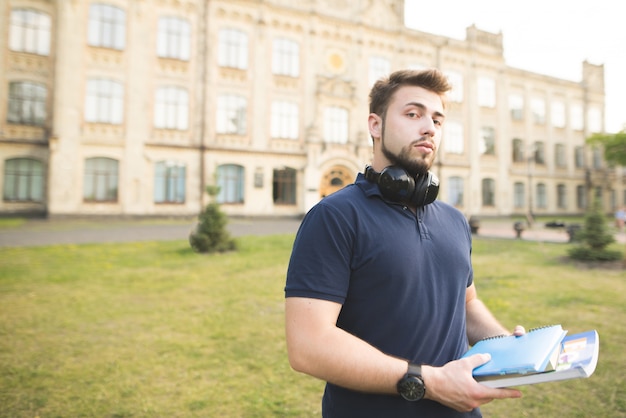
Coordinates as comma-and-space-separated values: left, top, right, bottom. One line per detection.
285, 173, 480, 417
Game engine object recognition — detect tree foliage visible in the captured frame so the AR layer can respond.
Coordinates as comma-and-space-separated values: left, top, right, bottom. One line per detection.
189, 185, 237, 253
587, 131, 626, 166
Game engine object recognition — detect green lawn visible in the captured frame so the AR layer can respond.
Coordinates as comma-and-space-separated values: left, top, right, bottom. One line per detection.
0, 235, 624, 417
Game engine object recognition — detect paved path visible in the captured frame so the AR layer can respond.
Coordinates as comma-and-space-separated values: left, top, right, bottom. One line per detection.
0, 216, 624, 247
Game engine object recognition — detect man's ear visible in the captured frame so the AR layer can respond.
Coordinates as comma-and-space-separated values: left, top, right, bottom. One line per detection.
368, 113, 382, 140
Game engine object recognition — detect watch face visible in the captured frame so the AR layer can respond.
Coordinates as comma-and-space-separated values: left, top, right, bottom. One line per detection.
398, 376, 425, 401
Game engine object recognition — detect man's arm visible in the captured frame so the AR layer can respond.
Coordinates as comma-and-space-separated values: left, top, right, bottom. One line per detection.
465, 283, 525, 345
285, 295, 523, 412
285, 297, 406, 394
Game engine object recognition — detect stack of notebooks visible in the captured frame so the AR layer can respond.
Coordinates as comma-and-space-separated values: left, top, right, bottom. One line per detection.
462, 325, 599, 388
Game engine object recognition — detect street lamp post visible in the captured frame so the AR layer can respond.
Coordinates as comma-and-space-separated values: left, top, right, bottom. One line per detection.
527, 147, 535, 227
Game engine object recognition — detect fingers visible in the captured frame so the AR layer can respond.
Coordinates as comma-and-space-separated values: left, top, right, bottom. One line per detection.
488, 387, 523, 400
466, 353, 492, 368
512, 325, 526, 336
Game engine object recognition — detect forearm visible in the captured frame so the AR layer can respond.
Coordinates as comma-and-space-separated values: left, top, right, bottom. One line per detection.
285, 297, 406, 394
465, 298, 511, 345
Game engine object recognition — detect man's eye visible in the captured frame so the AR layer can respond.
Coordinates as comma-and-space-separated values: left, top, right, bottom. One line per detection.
407, 112, 418, 118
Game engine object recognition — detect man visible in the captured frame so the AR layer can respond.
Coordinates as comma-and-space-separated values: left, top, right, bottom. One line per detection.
285, 69, 524, 417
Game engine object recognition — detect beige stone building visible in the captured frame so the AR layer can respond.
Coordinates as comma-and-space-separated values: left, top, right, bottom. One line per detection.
1, 0, 624, 219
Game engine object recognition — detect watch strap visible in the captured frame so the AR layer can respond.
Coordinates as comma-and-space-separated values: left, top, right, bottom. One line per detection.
407, 363, 422, 377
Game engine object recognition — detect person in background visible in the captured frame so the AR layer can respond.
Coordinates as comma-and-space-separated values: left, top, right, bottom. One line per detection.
284, 69, 525, 417
615, 206, 625, 232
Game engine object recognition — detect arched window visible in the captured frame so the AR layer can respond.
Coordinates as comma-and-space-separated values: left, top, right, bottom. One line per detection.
154, 161, 186, 203
84, 157, 118, 202
3, 158, 44, 202
217, 164, 244, 204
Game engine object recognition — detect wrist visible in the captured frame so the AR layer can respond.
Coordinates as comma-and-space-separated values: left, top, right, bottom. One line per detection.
397, 362, 426, 401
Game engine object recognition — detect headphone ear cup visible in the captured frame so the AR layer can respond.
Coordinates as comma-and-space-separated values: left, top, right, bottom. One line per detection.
378, 166, 415, 202
412, 172, 440, 206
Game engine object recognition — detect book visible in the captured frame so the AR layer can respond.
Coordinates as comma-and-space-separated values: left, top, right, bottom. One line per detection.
462, 324, 567, 377
478, 330, 599, 388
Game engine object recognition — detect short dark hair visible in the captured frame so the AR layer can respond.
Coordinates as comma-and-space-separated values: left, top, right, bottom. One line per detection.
369, 68, 452, 120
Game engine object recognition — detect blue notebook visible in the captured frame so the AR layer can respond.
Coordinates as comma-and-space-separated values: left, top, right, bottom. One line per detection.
462, 325, 568, 377
477, 330, 599, 387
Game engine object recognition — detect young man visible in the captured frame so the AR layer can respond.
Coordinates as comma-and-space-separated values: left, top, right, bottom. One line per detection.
285, 69, 524, 417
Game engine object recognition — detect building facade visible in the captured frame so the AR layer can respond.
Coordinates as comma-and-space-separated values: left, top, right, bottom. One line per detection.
2, 0, 624, 219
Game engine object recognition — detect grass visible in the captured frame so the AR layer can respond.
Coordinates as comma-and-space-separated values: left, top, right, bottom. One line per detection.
0, 234, 624, 417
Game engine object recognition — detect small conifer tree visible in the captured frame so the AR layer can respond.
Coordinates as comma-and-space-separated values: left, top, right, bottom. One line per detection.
189, 185, 237, 253
567, 199, 621, 262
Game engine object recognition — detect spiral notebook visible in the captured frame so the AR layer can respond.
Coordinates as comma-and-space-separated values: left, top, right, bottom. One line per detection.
478, 330, 599, 387
462, 324, 568, 377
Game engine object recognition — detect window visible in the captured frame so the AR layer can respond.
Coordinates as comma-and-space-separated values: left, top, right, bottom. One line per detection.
217, 164, 244, 204
477, 76, 496, 108
3, 158, 44, 202
512, 138, 524, 163
154, 161, 186, 203
7, 81, 47, 126
85, 79, 124, 124
509, 94, 524, 120
531, 98, 545, 124
557, 184, 567, 209
514, 182, 525, 209
10, 9, 51, 55
88, 4, 126, 50
216, 95, 247, 135
445, 71, 463, 103
157, 17, 190, 60
575, 146, 585, 168
576, 185, 586, 209
536, 183, 547, 209
273, 167, 296, 205
534, 141, 545, 165
83, 157, 118, 202
555, 144, 566, 167
443, 121, 464, 154
570, 104, 583, 131
480, 126, 495, 155
592, 147, 602, 169
218, 28, 248, 69
154, 86, 189, 130
323, 106, 349, 144
369, 56, 390, 86
447, 176, 464, 206
271, 101, 299, 139
272, 38, 299, 77
551, 101, 566, 128
588, 107, 602, 133
481, 178, 495, 206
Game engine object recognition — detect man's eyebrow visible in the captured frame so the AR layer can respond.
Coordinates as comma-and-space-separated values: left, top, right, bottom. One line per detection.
404, 102, 446, 119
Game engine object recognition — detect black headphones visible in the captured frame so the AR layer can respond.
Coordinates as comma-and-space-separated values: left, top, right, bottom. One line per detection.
364, 165, 439, 207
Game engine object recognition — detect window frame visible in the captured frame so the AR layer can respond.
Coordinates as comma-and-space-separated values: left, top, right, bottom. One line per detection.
157, 16, 191, 60
154, 161, 186, 203
3, 157, 45, 202
7, 81, 47, 126
88, 3, 126, 50
154, 86, 189, 130
83, 157, 119, 202
85, 78, 124, 124
9, 8, 51, 55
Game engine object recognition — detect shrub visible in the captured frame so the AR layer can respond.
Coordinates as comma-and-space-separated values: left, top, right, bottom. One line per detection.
567, 200, 622, 262
189, 186, 237, 253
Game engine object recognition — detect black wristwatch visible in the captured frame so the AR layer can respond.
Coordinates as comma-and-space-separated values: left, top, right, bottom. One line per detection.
397, 363, 426, 401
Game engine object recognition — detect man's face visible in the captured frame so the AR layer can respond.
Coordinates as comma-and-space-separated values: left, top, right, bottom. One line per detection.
377, 85, 445, 176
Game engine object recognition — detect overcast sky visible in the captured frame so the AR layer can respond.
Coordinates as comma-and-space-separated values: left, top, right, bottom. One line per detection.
404, 0, 625, 133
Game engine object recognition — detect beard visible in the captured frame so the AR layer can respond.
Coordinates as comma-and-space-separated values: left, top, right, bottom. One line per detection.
380, 125, 433, 177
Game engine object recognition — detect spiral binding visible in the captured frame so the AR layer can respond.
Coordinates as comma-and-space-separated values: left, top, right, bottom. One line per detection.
480, 324, 560, 342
